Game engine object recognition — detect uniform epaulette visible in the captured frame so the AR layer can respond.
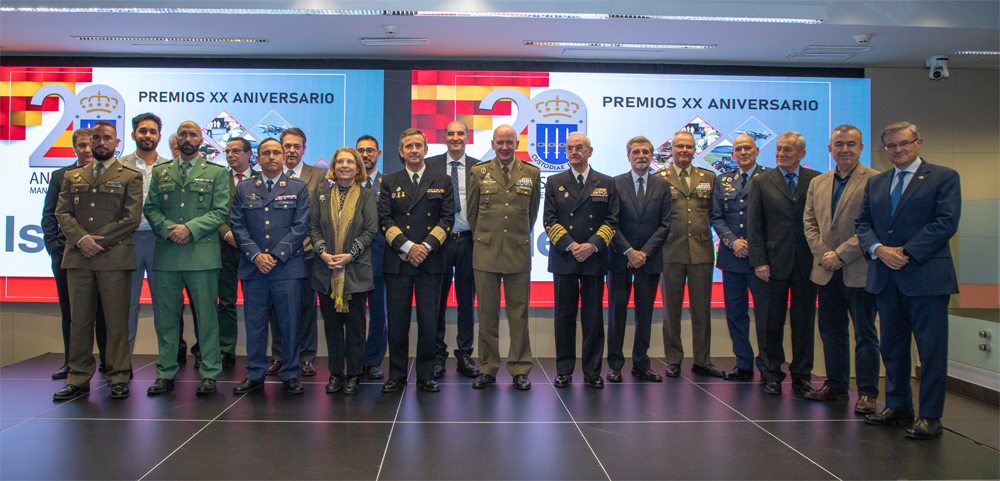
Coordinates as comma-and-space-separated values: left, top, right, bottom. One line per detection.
520, 161, 541, 173
652, 167, 669, 177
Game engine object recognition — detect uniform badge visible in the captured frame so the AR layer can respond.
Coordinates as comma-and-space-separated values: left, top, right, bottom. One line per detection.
163, 194, 169, 201
256, 179, 262, 187
279, 181, 286, 187
564, 192, 569, 198
558, 185, 565, 191
426, 188, 445, 194
516, 177, 533, 187
319, 194, 326, 202
481, 167, 487, 175
918, 176, 924, 179
591, 188, 608, 197
73, 195, 80, 204
247, 193, 260, 200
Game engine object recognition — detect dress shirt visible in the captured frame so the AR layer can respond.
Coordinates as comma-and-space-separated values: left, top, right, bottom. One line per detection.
868, 158, 923, 257
449, 154, 471, 233
399, 164, 431, 254
286, 161, 304, 179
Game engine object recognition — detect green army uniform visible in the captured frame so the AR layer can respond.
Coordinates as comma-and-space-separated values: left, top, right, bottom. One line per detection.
144, 156, 230, 380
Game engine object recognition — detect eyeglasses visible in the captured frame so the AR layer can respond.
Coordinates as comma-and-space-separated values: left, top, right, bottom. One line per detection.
224, 148, 245, 155
357, 147, 379, 154
565, 144, 588, 152
883, 139, 920, 151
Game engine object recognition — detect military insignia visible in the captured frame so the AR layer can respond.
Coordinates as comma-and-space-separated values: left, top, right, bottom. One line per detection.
558, 185, 565, 191
163, 194, 169, 201
106, 181, 121, 187
279, 181, 286, 187
481, 167, 487, 174
247, 193, 261, 200
73, 195, 79, 204
276, 194, 297, 200
696, 182, 712, 192
591, 188, 608, 197
73, 173, 82, 181
319, 194, 326, 201
564, 192, 569, 198
256, 179, 262, 187
396, 186, 402, 191
516, 177, 533, 187
918, 175, 924, 179
426, 188, 445, 194
162, 175, 171, 182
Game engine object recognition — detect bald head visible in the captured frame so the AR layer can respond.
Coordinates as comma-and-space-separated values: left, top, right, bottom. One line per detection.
492, 124, 518, 164
732, 134, 759, 171
175, 121, 203, 161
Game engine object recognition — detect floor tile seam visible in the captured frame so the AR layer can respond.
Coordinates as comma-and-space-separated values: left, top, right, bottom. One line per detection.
136, 393, 247, 481
0, 419, 31, 433
374, 356, 413, 481
684, 376, 845, 481
535, 358, 613, 481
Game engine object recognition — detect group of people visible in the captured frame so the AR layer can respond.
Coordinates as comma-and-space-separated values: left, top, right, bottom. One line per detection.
43, 114, 960, 441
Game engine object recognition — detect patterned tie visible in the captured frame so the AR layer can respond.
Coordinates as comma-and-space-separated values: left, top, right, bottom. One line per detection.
502, 166, 510, 184
450, 161, 461, 213
786, 172, 797, 199
890, 171, 909, 215
679, 169, 689, 191
637, 176, 645, 202
741, 173, 748, 188
180, 161, 191, 184
266, 179, 273, 193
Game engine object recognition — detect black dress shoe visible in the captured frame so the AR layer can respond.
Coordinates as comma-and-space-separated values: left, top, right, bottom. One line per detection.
554, 374, 572, 388
365, 365, 384, 380
606, 368, 623, 382
691, 363, 725, 377
381, 379, 401, 393
763, 381, 782, 395
196, 378, 217, 395
147, 378, 175, 395
791, 379, 816, 395
865, 408, 915, 426
177, 350, 187, 364
283, 378, 304, 395
221, 353, 237, 368
98, 363, 108, 374
587, 375, 604, 389
233, 378, 265, 395
110, 383, 130, 399
631, 368, 663, 382
267, 359, 282, 376
51, 365, 70, 380
722, 367, 754, 381
326, 376, 345, 394
472, 373, 496, 389
432, 361, 445, 379
665, 364, 681, 378
53, 384, 89, 401
419, 380, 441, 392
804, 385, 849, 401
906, 418, 943, 440
343, 376, 360, 395
193, 353, 202, 369
513, 374, 531, 391
299, 361, 316, 377
456, 357, 480, 378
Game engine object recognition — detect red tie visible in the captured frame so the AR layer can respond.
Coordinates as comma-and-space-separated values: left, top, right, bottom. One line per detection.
236, 173, 244, 183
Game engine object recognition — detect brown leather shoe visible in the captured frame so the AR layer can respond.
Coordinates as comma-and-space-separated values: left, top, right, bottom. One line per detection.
804, 385, 849, 401
267, 358, 282, 376
855, 395, 877, 415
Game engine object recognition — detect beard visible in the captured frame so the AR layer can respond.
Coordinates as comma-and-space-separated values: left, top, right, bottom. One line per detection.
179, 143, 199, 156
137, 139, 159, 152
93, 148, 114, 161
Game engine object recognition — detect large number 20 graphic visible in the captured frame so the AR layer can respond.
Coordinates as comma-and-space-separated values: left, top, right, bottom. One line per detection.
29, 84, 126, 168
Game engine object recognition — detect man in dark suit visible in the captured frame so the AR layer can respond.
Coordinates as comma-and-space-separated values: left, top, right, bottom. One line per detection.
268, 128, 326, 377
216, 137, 257, 368
748, 131, 820, 396
357, 135, 387, 380
607, 135, 670, 383
654, 131, 723, 379
711, 134, 768, 381
42, 127, 107, 380
425, 120, 480, 379
378, 128, 455, 393
802, 125, 880, 413
857, 122, 961, 440
544, 133, 617, 389
230, 138, 311, 395
53, 121, 143, 400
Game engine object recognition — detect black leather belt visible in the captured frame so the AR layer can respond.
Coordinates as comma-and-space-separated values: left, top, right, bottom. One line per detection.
450, 231, 471, 239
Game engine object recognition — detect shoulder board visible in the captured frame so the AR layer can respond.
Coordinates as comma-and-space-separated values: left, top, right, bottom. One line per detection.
521, 162, 541, 173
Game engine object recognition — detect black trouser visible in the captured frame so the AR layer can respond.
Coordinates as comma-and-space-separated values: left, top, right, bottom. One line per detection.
606, 268, 658, 372
553, 273, 605, 378
435, 234, 476, 360
759, 272, 816, 384
385, 273, 442, 383
320, 292, 369, 378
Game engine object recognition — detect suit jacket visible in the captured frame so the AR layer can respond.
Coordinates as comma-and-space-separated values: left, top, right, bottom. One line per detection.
543, 168, 618, 275
295, 163, 327, 260
803, 164, 877, 287
143, 156, 230, 271
608, 172, 671, 274
653, 165, 717, 265
855, 159, 960, 296
711, 165, 767, 273
218, 169, 259, 244
363, 171, 386, 277
309, 184, 378, 295
467, 157, 541, 274
42, 161, 85, 256
230, 173, 310, 280
54, 159, 143, 270
378, 166, 455, 275
747, 166, 820, 281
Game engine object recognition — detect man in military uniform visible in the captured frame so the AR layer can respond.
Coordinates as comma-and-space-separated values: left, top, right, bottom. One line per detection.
144, 120, 230, 395
655, 130, 723, 379
710, 134, 768, 381
544, 133, 617, 389
467, 124, 541, 391
53, 121, 143, 400
230, 138, 310, 395
378, 128, 455, 393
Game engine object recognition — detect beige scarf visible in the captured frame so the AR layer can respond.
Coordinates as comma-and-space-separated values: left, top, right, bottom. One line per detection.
329, 183, 360, 312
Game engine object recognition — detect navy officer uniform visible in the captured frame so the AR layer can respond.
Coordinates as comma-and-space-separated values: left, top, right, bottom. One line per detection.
230, 173, 311, 386
711, 165, 768, 378
379, 167, 455, 389
544, 166, 618, 385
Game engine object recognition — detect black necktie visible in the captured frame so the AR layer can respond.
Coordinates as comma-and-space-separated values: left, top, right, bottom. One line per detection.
637, 177, 645, 201
450, 161, 461, 213
786, 172, 797, 199
267, 180, 273, 192
364, 178, 372, 189
741, 173, 747, 188
577, 174, 584, 186
412, 173, 419, 187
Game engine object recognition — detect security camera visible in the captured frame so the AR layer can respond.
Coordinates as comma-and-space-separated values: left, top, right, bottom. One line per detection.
383, 25, 398, 38
925, 56, 949, 80
854, 34, 872, 46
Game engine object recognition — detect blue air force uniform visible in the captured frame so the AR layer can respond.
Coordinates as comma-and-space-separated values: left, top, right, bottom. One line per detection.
711, 165, 767, 374
230, 173, 310, 382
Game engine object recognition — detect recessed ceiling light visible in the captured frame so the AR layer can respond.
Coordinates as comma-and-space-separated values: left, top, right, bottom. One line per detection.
360, 38, 430, 46
953, 50, 1000, 55
525, 41, 714, 50
611, 14, 823, 24
800, 45, 872, 54
73, 36, 266, 43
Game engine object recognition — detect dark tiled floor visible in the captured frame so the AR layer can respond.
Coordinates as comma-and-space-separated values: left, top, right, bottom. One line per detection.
1, 353, 997, 480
